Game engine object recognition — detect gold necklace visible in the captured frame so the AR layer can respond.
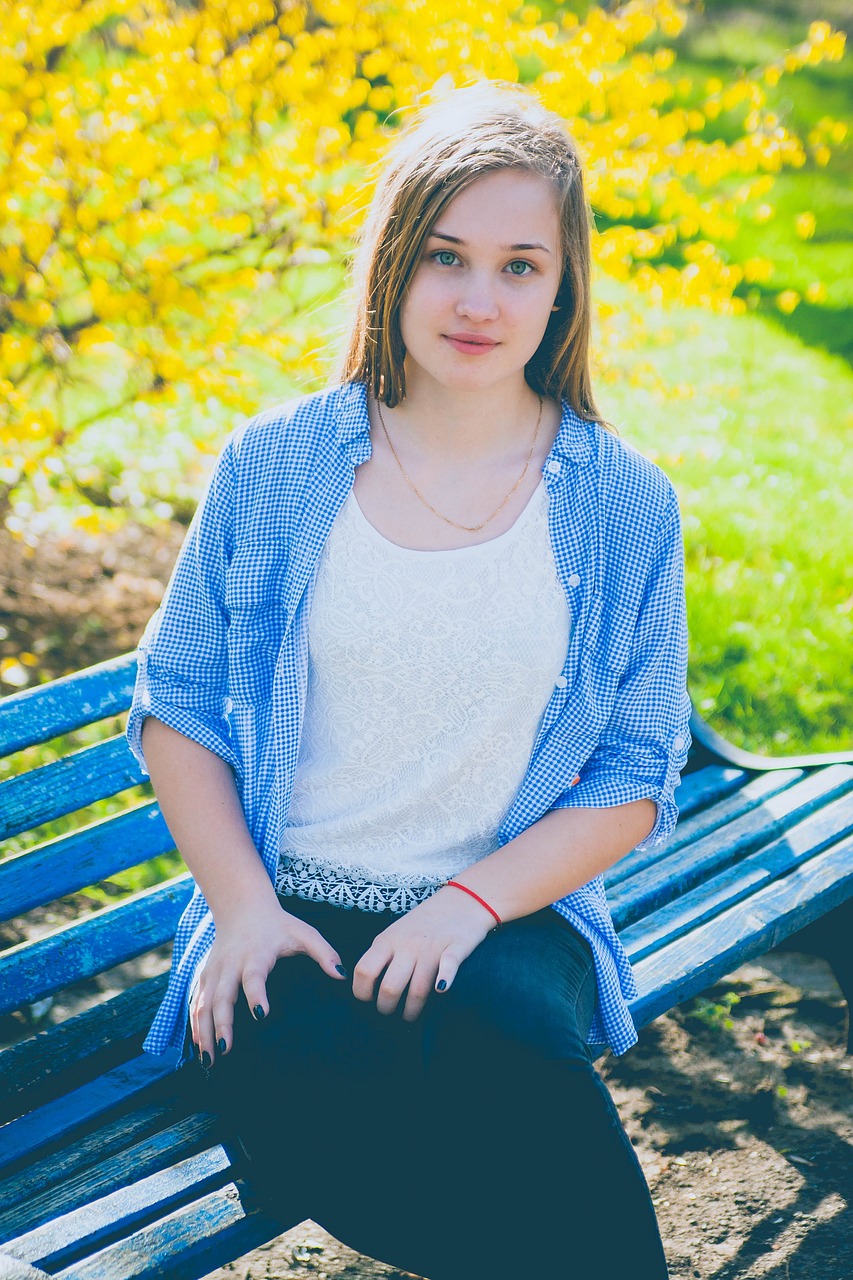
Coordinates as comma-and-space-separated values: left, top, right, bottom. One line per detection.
375, 395, 543, 534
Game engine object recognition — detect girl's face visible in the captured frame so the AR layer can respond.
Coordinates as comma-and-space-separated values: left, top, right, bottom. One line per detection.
399, 168, 562, 398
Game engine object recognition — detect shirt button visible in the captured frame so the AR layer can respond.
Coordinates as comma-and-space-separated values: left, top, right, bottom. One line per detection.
224, 697, 234, 714
546, 459, 561, 474
568, 573, 580, 587
555, 675, 568, 689
673, 735, 685, 750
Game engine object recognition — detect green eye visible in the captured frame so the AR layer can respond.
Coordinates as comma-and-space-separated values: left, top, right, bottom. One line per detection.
435, 250, 457, 266
508, 260, 532, 276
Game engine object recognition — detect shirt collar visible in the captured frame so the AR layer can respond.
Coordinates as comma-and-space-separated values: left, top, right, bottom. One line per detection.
549, 399, 594, 468
333, 380, 373, 465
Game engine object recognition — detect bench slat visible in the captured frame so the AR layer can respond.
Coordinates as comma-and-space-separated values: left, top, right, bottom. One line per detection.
620, 795, 853, 962
0, 876, 192, 1018
0, 975, 169, 1121
629, 833, 853, 1029
670, 765, 747, 820
2, 803, 173, 921
2, 803, 174, 920
0, 738, 145, 842
0, 1114, 216, 1248
0, 1254, 51, 1278
0, 655, 137, 758
0, 1055, 177, 1178
606, 767, 804, 888
52, 1184, 284, 1280
610, 763, 853, 926
1, 1100, 186, 1223
10, 1146, 232, 1272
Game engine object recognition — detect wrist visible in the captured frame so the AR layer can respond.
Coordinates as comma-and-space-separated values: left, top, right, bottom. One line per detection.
443, 879, 502, 930
211, 876, 282, 929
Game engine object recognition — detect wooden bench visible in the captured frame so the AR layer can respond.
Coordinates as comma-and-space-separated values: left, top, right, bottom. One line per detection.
1, 652, 851, 1279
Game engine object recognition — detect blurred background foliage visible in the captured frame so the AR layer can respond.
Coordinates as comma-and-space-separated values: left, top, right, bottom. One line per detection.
0, 0, 850, 758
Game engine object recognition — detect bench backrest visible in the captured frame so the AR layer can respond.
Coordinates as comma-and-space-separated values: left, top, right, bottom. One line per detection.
0, 655, 193, 1121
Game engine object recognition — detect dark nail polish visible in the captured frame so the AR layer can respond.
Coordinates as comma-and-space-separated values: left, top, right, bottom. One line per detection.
217, 1037, 226, 1055
252, 1005, 266, 1021
336, 964, 348, 978
201, 1050, 212, 1069
437, 979, 447, 992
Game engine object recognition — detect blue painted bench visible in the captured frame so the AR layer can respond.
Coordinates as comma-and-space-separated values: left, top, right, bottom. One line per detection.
1, 652, 851, 1278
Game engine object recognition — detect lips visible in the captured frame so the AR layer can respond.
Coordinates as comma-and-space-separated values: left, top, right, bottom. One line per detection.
444, 333, 499, 354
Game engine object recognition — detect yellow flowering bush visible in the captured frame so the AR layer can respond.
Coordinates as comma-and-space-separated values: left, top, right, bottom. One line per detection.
0, 0, 846, 522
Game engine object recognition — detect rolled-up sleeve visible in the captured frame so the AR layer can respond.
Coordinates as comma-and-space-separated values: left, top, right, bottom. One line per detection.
126, 438, 241, 777
552, 492, 691, 850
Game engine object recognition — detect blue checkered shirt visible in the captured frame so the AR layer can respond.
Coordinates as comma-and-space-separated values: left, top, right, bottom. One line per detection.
127, 380, 691, 1060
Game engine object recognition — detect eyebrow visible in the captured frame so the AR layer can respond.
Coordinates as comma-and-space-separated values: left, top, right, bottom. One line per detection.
429, 231, 552, 254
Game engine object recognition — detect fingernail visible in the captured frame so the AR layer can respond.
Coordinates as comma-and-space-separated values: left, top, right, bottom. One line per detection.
335, 964, 349, 978
252, 1005, 266, 1021
217, 1037, 227, 1055
437, 979, 447, 992
201, 1050, 212, 1068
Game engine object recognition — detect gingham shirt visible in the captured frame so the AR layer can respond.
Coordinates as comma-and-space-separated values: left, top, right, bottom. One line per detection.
127, 380, 691, 1061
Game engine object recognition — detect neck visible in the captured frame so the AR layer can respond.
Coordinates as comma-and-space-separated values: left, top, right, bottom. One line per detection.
385, 370, 543, 462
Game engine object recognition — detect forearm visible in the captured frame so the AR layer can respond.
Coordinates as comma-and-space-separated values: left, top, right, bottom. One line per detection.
449, 799, 657, 925
141, 716, 279, 926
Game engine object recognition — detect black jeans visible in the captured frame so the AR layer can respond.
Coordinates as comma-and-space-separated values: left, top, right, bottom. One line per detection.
197, 895, 669, 1280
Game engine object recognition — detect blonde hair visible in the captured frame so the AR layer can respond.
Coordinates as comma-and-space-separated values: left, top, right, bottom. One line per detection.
341, 81, 605, 424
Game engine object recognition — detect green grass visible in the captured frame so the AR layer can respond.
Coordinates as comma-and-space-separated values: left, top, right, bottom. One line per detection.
596, 277, 852, 755
617, 0, 853, 751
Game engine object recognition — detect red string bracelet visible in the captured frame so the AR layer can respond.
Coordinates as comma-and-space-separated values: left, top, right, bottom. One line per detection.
445, 880, 502, 928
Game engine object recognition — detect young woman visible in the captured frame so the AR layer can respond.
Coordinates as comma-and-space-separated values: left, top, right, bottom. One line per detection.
128, 82, 690, 1280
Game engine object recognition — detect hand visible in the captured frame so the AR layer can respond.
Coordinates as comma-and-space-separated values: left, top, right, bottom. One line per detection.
351, 885, 495, 1023
190, 896, 346, 1064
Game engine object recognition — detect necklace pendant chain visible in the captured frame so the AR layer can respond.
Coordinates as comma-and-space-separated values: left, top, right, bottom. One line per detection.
375, 395, 544, 534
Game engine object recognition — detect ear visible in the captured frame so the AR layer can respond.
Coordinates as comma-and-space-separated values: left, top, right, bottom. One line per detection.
551, 304, 561, 312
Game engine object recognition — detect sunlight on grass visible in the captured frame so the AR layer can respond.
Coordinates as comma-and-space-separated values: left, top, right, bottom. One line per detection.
596, 279, 852, 755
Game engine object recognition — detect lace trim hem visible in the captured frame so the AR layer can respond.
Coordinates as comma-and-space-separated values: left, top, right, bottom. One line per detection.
274, 853, 446, 915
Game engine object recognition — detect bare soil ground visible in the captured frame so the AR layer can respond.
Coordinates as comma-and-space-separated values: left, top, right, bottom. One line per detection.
2, 523, 851, 1279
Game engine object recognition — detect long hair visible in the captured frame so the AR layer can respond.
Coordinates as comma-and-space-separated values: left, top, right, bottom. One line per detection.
341, 81, 605, 425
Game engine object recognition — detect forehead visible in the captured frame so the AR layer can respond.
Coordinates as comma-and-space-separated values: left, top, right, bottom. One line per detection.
429, 169, 560, 242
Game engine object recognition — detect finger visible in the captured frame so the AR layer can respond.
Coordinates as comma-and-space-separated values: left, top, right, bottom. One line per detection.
211, 993, 234, 1059
198, 975, 229, 1060
297, 923, 349, 982
402, 961, 436, 1023
375, 955, 416, 1017
192, 980, 218, 1067
351, 942, 390, 1004
434, 950, 462, 996
207, 971, 241, 1060
240, 963, 271, 1026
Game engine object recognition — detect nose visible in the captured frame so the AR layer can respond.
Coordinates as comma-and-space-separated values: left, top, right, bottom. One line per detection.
455, 272, 499, 323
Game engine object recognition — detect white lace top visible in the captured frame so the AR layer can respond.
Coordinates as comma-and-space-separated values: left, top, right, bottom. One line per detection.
275, 480, 571, 913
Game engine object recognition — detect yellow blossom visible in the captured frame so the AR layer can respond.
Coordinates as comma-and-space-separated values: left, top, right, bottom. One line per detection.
742, 258, 774, 284
0, 0, 844, 522
795, 212, 816, 240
